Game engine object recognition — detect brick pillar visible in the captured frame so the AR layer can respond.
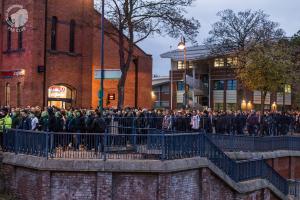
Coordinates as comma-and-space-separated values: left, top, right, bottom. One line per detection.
290, 156, 295, 179
96, 172, 112, 200
39, 171, 51, 200
263, 188, 271, 200
201, 168, 211, 200
2, 164, 16, 194
158, 173, 170, 200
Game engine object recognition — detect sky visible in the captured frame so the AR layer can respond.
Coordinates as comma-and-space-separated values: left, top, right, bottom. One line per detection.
137, 0, 300, 76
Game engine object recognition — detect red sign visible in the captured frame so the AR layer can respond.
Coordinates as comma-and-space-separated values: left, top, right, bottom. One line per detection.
0, 69, 25, 78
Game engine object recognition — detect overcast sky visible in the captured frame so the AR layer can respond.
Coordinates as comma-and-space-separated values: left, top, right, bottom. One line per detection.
137, 0, 300, 76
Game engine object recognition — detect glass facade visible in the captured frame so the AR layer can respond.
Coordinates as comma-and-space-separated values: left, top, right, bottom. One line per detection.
227, 80, 237, 90
214, 80, 224, 90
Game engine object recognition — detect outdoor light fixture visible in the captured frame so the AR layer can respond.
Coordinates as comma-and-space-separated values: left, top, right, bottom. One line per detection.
272, 102, 277, 111
247, 101, 252, 111
241, 99, 247, 111
177, 41, 186, 50
177, 36, 188, 108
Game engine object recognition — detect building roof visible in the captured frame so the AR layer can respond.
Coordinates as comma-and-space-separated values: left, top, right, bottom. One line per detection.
160, 45, 211, 61
152, 76, 170, 86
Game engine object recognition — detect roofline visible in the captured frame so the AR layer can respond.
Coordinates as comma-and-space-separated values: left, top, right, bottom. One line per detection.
93, 9, 152, 58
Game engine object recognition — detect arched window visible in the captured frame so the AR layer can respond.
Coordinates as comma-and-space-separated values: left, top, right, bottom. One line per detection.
51, 16, 58, 50
17, 82, 21, 107
18, 31, 23, 49
69, 20, 76, 53
5, 83, 10, 106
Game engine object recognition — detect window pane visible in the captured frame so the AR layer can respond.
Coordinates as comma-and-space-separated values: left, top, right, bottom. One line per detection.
285, 84, 291, 93
214, 80, 224, 90
227, 80, 237, 90
214, 58, 224, 67
177, 82, 184, 91
227, 57, 238, 67
177, 61, 184, 69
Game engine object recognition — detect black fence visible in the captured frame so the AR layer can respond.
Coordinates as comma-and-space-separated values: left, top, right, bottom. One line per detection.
3, 128, 289, 195
208, 134, 300, 152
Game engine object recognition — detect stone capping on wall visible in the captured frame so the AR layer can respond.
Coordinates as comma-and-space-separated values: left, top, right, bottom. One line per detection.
2, 152, 287, 200
226, 150, 300, 161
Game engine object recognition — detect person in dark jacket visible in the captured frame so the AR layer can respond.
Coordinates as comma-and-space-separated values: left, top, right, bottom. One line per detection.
91, 111, 106, 152
19, 110, 32, 130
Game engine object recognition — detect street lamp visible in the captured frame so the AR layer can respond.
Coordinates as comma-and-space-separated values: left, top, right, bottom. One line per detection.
177, 36, 188, 108
99, 0, 105, 111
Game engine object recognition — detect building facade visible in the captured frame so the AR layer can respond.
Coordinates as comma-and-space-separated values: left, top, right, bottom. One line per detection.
161, 45, 300, 111
152, 76, 170, 109
0, 0, 152, 109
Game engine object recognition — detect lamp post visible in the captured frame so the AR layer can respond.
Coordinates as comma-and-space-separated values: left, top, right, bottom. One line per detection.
99, 0, 105, 111
178, 37, 188, 108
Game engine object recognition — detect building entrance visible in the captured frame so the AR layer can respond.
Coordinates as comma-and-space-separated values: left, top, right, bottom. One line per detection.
48, 85, 76, 109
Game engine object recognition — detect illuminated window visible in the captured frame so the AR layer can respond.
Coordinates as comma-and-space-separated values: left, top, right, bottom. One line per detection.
227, 57, 238, 67
214, 58, 225, 67
214, 103, 224, 111
177, 61, 193, 69
285, 85, 291, 93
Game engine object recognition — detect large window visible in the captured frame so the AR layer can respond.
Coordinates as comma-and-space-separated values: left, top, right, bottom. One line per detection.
177, 61, 193, 70
51, 16, 58, 50
214, 58, 225, 67
17, 82, 21, 107
214, 103, 224, 111
69, 20, 76, 52
227, 80, 237, 90
177, 81, 185, 91
214, 80, 224, 90
5, 83, 10, 106
227, 57, 238, 67
285, 84, 291, 93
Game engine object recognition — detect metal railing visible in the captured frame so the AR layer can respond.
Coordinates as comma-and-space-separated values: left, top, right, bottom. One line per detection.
208, 134, 300, 152
3, 128, 289, 195
289, 180, 300, 199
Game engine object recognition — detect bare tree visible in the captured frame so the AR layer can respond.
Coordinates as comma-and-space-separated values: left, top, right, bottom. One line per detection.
95, 0, 200, 108
205, 9, 285, 59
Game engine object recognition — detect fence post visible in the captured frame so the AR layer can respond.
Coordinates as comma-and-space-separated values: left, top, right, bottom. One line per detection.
132, 119, 137, 150
103, 129, 107, 161
14, 130, 18, 155
50, 133, 54, 158
161, 131, 166, 160
45, 132, 49, 159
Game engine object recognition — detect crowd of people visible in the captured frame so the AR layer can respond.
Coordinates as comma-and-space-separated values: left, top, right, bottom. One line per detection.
0, 106, 299, 136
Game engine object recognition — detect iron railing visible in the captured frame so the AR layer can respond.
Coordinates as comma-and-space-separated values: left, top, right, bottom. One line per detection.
208, 134, 300, 152
3, 128, 289, 195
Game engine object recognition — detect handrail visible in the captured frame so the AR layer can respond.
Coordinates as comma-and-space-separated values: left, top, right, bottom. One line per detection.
2, 129, 289, 195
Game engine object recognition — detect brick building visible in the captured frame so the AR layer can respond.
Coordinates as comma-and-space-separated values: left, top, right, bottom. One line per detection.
161, 45, 300, 111
0, 0, 152, 109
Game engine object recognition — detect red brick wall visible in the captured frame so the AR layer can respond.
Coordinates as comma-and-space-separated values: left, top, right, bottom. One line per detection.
0, 0, 152, 108
2, 164, 282, 200
266, 156, 300, 180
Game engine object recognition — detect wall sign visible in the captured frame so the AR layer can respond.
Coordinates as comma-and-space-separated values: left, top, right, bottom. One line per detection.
48, 86, 67, 98
108, 93, 115, 100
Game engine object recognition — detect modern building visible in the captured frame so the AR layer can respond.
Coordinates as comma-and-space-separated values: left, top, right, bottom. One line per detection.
152, 76, 170, 109
0, 0, 152, 109
161, 45, 299, 111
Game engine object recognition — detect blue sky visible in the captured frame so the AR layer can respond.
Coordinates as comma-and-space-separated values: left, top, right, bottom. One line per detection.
137, 0, 300, 76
